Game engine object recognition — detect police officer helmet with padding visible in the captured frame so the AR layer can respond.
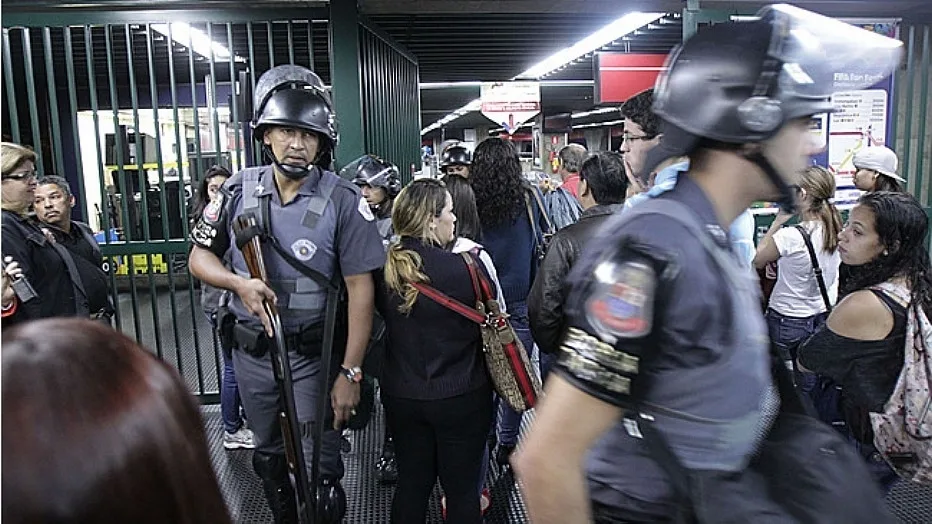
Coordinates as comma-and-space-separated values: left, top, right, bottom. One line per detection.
252, 64, 338, 177
439, 145, 472, 177
641, 3, 903, 210
343, 155, 402, 198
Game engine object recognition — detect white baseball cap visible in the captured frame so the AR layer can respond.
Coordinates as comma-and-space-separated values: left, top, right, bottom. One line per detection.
852, 146, 904, 183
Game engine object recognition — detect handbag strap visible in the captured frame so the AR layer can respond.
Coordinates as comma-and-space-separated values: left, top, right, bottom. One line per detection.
530, 186, 556, 235
410, 255, 488, 325
461, 252, 496, 303
794, 224, 832, 312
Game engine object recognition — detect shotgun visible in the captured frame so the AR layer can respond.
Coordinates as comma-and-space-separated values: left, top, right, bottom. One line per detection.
233, 213, 313, 524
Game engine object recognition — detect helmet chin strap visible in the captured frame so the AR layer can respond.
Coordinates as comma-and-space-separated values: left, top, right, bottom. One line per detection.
263, 144, 313, 180
747, 151, 797, 213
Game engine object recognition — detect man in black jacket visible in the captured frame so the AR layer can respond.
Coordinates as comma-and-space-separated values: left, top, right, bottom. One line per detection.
528, 152, 628, 375
34, 175, 114, 322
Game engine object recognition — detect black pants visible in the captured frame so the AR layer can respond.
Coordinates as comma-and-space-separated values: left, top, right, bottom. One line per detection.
383, 385, 493, 524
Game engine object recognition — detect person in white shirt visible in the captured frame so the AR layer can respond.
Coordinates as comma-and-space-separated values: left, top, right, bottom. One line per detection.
754, 165, 843, 381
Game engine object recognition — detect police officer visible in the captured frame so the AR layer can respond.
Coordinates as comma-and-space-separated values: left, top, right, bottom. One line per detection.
189, 65, 385, 523
439, 144, 471, 178
513, 6, 902, 523
343, 154, 401, 245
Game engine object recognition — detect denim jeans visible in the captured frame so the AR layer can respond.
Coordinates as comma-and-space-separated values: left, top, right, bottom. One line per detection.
496, 301, 535, 446
765, 308, 827, 395
207, 313, 246, 434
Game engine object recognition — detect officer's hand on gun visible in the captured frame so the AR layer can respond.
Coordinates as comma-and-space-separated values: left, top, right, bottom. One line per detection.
234, 277, 278, 337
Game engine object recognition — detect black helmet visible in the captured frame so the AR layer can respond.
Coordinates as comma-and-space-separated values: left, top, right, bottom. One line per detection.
252, 65, 338, 176
440, 145, 471, 168
342, 154, 402, 197
643, 4, 902, 205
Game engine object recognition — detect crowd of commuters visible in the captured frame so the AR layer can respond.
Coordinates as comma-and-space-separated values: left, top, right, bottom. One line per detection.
3, 5, 927, 524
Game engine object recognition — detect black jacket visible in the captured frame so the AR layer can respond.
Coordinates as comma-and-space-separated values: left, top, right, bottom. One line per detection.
376, 238, 492, 400
1, 210, 79, 325
528, 204, 623, 354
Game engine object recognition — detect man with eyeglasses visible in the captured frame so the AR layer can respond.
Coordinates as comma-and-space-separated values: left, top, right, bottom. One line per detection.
619, 89, 662, 196
34, 175, 114, 323
1, 142, 87, 325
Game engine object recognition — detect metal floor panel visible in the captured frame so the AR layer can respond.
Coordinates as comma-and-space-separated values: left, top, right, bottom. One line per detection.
205, 401, 932, 523
205, 400, 531, 523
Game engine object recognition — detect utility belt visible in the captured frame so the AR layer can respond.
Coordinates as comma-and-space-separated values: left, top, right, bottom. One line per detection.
217, 306, 342, 359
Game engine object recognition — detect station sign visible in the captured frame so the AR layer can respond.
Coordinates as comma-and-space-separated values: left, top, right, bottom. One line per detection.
480, 82, 541, 134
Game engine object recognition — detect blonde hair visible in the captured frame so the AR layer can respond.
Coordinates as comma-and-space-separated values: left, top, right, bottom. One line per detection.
799, 165, 843, 252
1, 142, 36, 177
384, 178, 449, 313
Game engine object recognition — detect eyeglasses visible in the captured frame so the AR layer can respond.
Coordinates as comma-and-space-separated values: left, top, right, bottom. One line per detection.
622, 132, 655, 143
2, 170, 37, 181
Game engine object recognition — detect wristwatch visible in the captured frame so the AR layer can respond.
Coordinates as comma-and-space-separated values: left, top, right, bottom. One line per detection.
340, 366, 363, 384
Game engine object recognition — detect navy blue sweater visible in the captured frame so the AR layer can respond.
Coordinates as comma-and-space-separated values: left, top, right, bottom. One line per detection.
481, 189, 544, 305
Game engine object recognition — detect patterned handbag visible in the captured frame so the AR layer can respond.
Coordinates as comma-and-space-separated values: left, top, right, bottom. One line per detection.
411, 252, 541, 412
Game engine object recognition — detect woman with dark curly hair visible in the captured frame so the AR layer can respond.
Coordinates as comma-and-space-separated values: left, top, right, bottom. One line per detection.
799, 191, 932, 492
470, 137, 546, 466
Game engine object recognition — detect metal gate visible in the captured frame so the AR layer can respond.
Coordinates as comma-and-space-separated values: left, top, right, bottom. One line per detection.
894, 23, 932, 217
2, 8, 332, 400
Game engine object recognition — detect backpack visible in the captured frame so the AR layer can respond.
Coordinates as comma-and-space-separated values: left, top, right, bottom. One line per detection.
542, 186, 582, 230
870, 281, 932, 484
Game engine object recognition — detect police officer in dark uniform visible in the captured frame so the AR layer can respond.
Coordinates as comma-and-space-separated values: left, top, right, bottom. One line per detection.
343, 154, 401, 246
513, 6, 902, 523
189, 65, 385, 523
439, 144, 471, 178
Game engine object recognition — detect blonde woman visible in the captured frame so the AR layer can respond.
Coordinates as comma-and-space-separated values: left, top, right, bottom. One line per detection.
754, 165, 843, 382
376, 178, 493, 524
1, 142, 80, 324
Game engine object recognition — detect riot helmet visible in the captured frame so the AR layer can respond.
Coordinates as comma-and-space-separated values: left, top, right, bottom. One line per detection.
440, 145, 472, 169
252, 65, 338, 179
342, 154, 402, 198
643, 4, 903, 208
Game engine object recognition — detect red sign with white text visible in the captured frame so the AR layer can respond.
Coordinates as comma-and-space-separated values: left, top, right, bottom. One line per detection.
595, 53, 667, 104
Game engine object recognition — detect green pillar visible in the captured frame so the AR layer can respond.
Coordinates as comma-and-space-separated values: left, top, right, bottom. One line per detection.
683, 0, 700, 40
329, 0, 365, 169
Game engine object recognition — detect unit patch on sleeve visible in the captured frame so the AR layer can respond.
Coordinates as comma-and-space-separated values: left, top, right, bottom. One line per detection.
358, 197, 375, 221
585, 260, 656, 342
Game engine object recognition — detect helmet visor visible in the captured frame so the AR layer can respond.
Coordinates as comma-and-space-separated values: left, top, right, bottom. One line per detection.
759, 4, 903, 99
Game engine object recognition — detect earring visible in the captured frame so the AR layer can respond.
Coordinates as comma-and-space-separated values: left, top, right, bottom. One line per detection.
883, 249, 889, 256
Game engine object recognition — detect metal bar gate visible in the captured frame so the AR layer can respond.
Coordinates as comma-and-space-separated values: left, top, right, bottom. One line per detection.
1, 8, 330, 401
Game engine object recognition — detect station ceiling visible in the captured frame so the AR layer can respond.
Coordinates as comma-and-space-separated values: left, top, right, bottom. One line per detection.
363, 0, 932, 136
4, 0, 931, 137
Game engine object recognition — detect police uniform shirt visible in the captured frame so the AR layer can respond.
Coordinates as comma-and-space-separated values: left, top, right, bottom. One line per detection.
190, 165, 386, 333
558, 174, 772, 471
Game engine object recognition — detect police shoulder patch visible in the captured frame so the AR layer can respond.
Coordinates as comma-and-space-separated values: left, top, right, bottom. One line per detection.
358, 197, 375, 222
585, 259, 656, 342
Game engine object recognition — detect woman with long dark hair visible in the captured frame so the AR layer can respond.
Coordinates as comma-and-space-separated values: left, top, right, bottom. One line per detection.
754, 166, 843, 375
378, 178, 494, 523
2, 318, 231, 524
470, 137, 545, 466
799, 191, 932, 491
190, 165, 254, 450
